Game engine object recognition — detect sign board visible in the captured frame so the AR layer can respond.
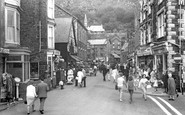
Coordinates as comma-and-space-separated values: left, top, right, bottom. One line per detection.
0, 48, 10, 54
174, 57, 182, 60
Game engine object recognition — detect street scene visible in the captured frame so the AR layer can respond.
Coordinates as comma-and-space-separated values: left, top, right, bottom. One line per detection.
1, 72, 185, 115
1, 0, 185, 115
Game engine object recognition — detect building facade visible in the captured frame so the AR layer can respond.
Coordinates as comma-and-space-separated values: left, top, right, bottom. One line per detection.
21, 0, 60, 82
138, 0, 185, 89
0, 0, 31, 82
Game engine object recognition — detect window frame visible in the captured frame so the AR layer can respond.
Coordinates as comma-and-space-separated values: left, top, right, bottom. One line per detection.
157, 12, 164, 38
5, 6, 20, 44
47, 0, 54, 19
47, 24, 55, 49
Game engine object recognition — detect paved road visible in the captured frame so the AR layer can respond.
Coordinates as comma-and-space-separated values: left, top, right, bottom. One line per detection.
1, 72, 185, 115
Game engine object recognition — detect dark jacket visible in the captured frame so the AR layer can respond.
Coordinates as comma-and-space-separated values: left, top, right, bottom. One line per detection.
37, 81, 48, 98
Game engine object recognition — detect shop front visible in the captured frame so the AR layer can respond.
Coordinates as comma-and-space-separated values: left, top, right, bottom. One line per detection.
136, 46, 153, 70
152, 42, 168, 79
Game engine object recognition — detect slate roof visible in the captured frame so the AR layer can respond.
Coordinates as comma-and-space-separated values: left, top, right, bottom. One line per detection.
88, 39, 107, 45
55, 17, 73, 43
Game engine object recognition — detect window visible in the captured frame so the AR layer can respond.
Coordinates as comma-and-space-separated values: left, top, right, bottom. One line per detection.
48, 25, 54, 48
5, 7, 20, 44
48, 0, 54, 19
157, 12, 164, 38
147, 24, 151, 43
143, 30, 146, 44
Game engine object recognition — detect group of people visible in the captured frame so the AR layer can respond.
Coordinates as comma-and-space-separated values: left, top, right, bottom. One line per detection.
64, 67, 87, 88
26, 77, 49, 115
99, 62, 178, 103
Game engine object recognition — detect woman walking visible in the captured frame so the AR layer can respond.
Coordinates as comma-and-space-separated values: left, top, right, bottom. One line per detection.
168, 71, 176, 101
139, 74, 148, 101
26, 80, 37, 115
128, 76, 134, 104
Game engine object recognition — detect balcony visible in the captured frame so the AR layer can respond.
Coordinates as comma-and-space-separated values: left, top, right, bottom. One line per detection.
5, 0, 20, 6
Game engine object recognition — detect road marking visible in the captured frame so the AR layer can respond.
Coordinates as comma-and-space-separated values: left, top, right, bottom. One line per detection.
147, 96, 172, 115
157, 97, 183, 115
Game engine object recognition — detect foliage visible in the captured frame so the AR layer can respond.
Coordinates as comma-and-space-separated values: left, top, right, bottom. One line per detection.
55, 0, 140, 32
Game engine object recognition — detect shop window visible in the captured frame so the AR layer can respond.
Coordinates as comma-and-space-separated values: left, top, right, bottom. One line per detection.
7, 56, 21, 61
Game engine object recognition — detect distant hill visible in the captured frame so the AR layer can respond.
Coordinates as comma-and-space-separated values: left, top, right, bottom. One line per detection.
55, 0, 140, 32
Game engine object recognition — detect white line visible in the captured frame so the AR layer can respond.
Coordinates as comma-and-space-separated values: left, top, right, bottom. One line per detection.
157, 97, 183, 115
147, 96, 172, 115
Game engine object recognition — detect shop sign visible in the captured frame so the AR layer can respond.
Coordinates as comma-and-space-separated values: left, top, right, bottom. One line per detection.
137, 47, 152, 56
53, 50, 60, 56
0, 48, 10, 54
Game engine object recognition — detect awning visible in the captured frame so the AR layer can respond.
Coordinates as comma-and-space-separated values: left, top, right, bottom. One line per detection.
70, 55, 81, 62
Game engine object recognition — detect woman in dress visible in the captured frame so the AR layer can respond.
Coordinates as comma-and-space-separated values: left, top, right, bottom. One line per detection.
139, 74, 148, 101
168, 71, 176, 101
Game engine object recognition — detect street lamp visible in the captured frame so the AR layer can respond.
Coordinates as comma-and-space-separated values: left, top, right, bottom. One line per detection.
179, 0, 184, 95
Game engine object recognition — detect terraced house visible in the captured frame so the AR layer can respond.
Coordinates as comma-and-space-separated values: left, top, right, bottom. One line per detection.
138, 0, 185, 89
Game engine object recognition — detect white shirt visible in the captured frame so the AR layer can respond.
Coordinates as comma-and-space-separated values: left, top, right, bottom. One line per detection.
139, 78, 148, 88
77, 71, 84, 83
112, 69, 119, 79
117, 77, 125, 87
26, 85, 37, 97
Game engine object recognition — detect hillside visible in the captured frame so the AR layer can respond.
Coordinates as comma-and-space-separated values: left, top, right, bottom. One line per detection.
55, 0, 140, 32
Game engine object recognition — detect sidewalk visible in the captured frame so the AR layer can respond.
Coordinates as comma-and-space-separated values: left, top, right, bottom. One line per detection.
0, 100, 22, 112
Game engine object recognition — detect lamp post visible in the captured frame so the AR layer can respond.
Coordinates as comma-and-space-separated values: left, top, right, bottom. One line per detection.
179, 0, 184, 95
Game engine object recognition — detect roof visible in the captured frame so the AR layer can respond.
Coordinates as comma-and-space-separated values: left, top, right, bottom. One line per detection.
55, 17, 73, 43
88, 39, 107, 45
88, 25, 105, 32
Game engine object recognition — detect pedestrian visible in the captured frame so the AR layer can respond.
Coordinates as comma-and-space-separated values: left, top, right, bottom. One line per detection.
139, 74, 148, 101
26, 80, 37, 115
153, 77, 158, 92
128, 76, 134, 104
59, 80, 64, 89
82, 68, 86, 87
102, 62, 108, 81
37, 77, 49, 114
168, 71, 176, 101
117, 73, 127, 102
77, 68, 84, 87
111, 66, 119, 83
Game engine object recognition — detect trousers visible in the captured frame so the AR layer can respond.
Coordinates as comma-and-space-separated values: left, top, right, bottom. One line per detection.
39, 97, 46, 111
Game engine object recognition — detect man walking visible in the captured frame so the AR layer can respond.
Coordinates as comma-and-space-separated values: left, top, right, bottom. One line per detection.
37, 77, 49, 114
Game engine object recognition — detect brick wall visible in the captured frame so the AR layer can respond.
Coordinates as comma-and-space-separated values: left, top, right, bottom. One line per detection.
20, 0, 47, 60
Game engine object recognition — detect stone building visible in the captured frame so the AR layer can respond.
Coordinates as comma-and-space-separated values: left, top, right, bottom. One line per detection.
138, 0, 185, 89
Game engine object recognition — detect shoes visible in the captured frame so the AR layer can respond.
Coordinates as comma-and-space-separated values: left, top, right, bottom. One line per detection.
120, 99, 123, 102
145, 99, 147, 101
39, 110, 44, 114
32, 110, 36, 112
27, 113, 30, 115
177, 94, 179, 97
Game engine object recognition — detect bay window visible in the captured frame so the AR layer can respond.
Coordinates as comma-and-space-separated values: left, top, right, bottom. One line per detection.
5, 7, 20, 44
48, 25, 54, 49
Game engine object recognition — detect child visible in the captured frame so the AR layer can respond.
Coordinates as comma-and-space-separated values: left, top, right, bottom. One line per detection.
59, 81, 64, 89
128, 76, 134, 104
153, 77, 158, 91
